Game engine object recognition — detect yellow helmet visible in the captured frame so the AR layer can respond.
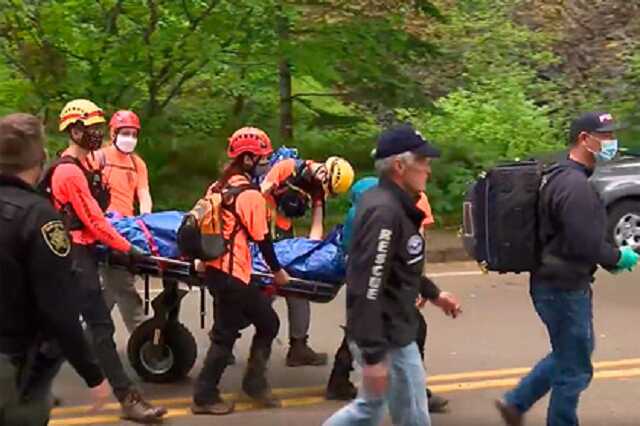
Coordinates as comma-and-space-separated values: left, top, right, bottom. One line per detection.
325, 156, 355, 195
59, 99, 106, 132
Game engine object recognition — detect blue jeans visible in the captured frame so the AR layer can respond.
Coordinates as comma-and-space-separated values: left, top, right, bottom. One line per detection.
504, 285, 594, 426
323, 342, 430, 426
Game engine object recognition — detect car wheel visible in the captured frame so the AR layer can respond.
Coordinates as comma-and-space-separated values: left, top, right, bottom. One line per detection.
607, 199, 640, 250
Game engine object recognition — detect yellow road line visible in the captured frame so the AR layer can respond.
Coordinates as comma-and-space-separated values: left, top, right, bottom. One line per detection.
431, 367, 640, 394
50, 359, 640, 424
52, 386, 325, 416
429, 357, 640, 383
53, 357, 640, 416
51, 399, 327, 425
49, 367, 640, 425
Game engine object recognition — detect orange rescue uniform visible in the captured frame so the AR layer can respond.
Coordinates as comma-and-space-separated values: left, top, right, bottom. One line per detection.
416, 192, 435, 230
90, 146, 150, 217
50, 148, 131, 252
262, 159, 325, 232
205, 175, 269, 284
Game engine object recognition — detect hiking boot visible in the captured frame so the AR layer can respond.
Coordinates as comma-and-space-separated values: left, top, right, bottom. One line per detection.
326, 376, 357, 400
495, 399, 523, 426
120, 391, 167, 423
286, 337, 328, 367
428, 392, 449, 413
248, 388, 282, 409
191, 397, 235, 415
242, 346, 281, 408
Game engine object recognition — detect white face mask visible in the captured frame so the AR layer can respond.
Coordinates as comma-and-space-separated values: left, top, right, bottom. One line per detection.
115, 135, 138, 153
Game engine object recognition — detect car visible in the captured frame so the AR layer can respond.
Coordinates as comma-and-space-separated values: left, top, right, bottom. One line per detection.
591, 153, 640, 250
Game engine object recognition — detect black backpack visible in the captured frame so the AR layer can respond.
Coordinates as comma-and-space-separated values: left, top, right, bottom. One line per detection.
38, 156, 110, 230
273, 159, 313, 218
461, 160, 560, 273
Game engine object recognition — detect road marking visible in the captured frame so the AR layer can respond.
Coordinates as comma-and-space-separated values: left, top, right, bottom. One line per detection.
429, 357, 640, 383
430, 367, 640, 394
51, 397, 330, 425
427, 270, 484, 278
52, 386, 325, 416
49, 367, 640, 425
50, 358, 640, 424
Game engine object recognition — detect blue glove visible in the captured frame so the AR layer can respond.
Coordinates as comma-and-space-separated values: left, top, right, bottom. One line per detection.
616, 246, 639, 271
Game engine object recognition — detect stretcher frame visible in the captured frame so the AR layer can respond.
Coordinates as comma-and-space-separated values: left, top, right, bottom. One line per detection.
97, 251, 343, 383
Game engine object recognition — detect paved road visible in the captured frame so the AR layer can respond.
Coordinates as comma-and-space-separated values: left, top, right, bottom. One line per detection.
48, 262, 640, 425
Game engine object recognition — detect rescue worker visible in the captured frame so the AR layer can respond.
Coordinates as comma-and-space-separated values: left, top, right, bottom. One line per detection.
496, 112, 639, 426
0, 113, 110, 425
45, 99, 166, 422
92, 110, 152, 334
326, 175, 460, 413
324, 124, 445, 426
261, 155, 354, 366
191, 127, 290, 415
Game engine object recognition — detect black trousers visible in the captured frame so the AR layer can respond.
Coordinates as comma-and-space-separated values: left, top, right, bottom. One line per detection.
73, 245, 132, 401
331, 309, 428, 381
194, 269, 280, 405
0, 349, 60, 426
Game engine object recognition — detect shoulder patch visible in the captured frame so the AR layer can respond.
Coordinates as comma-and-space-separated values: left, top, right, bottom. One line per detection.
41, 220, 71, 257
407, 234, 424, 256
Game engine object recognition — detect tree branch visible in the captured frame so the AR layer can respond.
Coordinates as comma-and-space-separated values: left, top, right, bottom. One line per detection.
105, 0, 124, 35
290, 92, 350, 100
151, 0, 220, 91
158, 59, 209, 111
181, 0, 194, 25
187, 0, 220, 32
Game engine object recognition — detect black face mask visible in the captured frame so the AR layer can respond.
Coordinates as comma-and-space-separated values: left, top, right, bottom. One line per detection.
76, 127, 104, 151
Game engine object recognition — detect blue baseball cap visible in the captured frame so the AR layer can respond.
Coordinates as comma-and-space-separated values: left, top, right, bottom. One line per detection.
373, 124, 440, 160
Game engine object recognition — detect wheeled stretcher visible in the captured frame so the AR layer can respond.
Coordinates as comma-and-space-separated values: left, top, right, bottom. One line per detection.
98, 251, 343, 383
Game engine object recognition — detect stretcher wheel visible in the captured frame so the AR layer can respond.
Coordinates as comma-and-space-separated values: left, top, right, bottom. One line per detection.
127, 319, 197, 383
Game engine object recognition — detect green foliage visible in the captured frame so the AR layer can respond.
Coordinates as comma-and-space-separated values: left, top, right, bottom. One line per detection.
413, 76, 561, 223
1, 0, 638, 227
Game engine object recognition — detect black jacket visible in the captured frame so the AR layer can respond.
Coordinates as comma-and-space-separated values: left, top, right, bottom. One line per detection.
0, 174, 104, 387
532, 159, 620, 290
346, 177, 426, 365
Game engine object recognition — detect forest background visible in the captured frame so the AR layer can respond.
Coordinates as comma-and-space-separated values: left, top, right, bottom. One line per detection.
2, 0, 639, 226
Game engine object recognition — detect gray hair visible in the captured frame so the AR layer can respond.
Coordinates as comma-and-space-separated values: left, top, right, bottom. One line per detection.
374, 151, 416, 177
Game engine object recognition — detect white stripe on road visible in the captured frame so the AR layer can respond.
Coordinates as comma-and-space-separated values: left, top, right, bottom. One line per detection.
428, 270, 484, 278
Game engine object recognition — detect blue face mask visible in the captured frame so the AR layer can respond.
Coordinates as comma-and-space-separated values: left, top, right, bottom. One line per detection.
596, 139, 618, 162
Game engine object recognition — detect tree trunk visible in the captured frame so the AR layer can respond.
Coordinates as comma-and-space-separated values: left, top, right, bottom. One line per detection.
279, 59, 293, 141
277, 3, 293, 141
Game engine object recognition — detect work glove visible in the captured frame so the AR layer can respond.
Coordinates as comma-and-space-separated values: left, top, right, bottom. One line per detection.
614, 246, 639, 272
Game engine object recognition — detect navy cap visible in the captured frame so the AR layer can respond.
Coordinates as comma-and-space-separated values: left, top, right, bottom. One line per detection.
569, 112, 624, 144
374, 124, 440, 160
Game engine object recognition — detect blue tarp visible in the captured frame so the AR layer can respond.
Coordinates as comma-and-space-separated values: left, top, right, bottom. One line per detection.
106, 211, 346, 284
106, 211, 184, 258
251, 226, 346, 284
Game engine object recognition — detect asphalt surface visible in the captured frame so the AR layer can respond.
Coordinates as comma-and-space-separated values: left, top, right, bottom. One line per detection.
48, 261, 640, 425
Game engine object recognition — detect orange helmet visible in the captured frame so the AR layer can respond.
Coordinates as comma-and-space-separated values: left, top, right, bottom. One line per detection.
227, 127, 273, 158
109, 110, 140, 140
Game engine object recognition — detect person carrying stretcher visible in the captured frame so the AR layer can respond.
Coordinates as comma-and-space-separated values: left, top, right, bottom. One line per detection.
91, 110, 151, 335
190, 127, 290, 415
260, 153, 354, 366
40, 99, 166, 423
